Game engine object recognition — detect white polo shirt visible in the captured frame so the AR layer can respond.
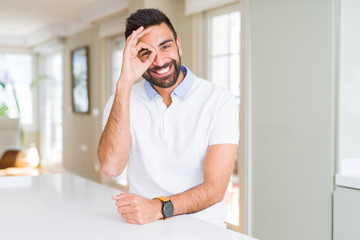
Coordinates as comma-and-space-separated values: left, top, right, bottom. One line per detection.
102, 66, 239, 226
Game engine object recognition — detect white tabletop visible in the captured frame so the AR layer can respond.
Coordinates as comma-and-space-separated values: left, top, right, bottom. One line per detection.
0, 173, 255, 240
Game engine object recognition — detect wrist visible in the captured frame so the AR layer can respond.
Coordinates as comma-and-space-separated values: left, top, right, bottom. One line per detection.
116, 80, 133, 92
152, 199, 163, 220
153, 197, 174, 220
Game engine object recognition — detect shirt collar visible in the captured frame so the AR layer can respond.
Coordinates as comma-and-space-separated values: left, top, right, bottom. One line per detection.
144, 65, 194, 101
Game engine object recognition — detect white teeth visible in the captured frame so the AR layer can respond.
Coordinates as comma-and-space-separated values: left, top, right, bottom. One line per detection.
155, 66, 170, 74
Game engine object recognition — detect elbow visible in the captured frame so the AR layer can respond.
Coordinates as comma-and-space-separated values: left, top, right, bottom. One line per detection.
98, 154, 125, 178
207, 181, 228, 204
97, 150, 120, 177
97, 144, 128, 177
218, 189, 227, 203
214, 190, 226, 204
215, 182, 229, 204
101, 164, 121, 177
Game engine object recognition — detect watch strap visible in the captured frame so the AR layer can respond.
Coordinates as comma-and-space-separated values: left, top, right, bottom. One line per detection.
153, 196, 172, 220
154, 196, 170, 202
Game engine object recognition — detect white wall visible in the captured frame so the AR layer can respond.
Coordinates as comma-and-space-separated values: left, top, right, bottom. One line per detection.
248, 0, 334, 239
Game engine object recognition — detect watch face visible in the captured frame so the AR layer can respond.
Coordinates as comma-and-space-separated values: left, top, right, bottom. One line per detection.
163, 201, 174, 218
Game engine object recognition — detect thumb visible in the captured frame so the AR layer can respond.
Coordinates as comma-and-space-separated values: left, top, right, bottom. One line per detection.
111, 193, 126, 200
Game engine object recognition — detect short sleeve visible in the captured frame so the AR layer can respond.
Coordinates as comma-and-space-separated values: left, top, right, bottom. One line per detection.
209, 93, 239, 146
102, 94, 115, 130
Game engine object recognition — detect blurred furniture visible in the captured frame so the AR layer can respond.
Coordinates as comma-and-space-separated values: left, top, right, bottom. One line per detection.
0, 118, 21, 169
0, 150, 21, 169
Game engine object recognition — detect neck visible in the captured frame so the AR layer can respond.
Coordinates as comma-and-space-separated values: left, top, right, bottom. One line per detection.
153, 71, 185, 107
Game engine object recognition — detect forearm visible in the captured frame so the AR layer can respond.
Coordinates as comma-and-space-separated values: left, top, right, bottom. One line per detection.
98, 26, 156, 177
169, 144, 237, 216
169, 180, 227, 216
98, 83, 132, 177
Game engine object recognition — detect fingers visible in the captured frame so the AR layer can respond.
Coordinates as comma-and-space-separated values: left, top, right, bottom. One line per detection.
112, 194, 141, 223
144, 49, 157, 66
111, 194, 126, 200
125, 219, 138, 224
135, 42, 155, 53
112, 194, 158, 225
121, 26, 156, 74
134, 27, 152, 41
127, 26, 152, 50
117, 205, 134, 214
112, 193, 134, 207
135, 42, 157, 64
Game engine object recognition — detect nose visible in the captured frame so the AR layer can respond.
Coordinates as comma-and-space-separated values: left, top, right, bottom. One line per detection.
152, 51, 167, 67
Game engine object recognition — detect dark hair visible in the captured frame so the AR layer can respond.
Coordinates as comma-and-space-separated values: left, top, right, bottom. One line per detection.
125, 8, 177, 40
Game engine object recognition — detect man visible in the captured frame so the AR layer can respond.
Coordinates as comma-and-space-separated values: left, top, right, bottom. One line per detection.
98, 8, 239, 227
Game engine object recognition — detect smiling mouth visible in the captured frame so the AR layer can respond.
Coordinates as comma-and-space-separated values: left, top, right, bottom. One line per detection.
152, 64, 172, 76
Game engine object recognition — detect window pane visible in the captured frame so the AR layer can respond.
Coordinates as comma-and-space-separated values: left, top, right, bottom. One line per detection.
230, 54, 240, 99
50, 53, 63, 162
16, 85, 33, 125
211, 14, 230, 56
230, 12, 241, 54
109, 34, 127, 187
111, 36, 125, 94
208, 8, 241, 228
0, 54, 33, 125
211, 56, 229, 89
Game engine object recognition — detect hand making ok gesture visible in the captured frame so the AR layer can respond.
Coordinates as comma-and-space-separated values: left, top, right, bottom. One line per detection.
117, 26, 156, 88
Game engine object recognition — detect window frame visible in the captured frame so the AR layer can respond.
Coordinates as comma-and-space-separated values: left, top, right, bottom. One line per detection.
37, 50, 64, 166
105, 33, 128, 192
201, 2, 247, 233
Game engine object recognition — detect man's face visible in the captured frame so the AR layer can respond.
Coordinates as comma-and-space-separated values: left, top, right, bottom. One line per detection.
137, 23, 182, 88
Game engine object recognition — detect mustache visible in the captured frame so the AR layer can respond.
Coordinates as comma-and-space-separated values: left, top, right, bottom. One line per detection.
148, 62, 173, 72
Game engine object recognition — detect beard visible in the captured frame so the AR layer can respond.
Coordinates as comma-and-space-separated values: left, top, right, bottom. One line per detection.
142, 57, 182, 89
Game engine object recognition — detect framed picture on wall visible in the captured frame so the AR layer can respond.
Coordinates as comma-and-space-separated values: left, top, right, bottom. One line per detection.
71, 46, 90, 113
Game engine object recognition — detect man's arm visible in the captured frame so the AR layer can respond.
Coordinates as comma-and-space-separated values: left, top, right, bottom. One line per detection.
97, 87, 132, 177
98, 26, 156, 177
112, 144, 237, 224
170, 144, 237, 215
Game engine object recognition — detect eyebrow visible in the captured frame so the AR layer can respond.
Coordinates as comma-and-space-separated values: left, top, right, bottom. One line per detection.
138, 48, 149, 55
138, 39, 174, 55
159, 39, 173, 47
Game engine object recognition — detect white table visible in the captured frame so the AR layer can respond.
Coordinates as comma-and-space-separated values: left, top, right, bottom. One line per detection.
0, 173, 255, 240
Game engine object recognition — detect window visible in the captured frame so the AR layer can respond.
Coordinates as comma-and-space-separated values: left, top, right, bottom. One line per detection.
0, 54, 33, 126
108, 35, 125, 95
38, 52, 63, 164
204, 3, 242, 229
206, 9, 241, 103
107, 34, 127, 190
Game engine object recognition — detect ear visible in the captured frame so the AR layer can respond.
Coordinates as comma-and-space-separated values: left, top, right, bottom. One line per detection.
176, 37, 182, 56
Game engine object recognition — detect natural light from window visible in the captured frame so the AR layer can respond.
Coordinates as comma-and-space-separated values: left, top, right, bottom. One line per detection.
209, 11, 241, 102
0, 54, 33, 126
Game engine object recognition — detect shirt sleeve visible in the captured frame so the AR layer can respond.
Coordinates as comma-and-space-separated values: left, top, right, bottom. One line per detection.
102, 94, 115, 130
209, 92, 239, 146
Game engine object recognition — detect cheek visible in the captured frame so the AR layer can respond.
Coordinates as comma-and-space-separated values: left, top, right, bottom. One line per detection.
171, 50, 181, 61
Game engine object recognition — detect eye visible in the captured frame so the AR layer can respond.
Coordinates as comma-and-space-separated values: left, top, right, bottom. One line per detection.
162, 44, 171, 50
141, 51, 151, 57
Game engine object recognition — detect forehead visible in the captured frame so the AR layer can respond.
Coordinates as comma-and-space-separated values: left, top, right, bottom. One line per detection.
139, 22, 175, 47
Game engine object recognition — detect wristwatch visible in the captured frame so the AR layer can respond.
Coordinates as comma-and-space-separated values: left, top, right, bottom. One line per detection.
153, 196, 174, 220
